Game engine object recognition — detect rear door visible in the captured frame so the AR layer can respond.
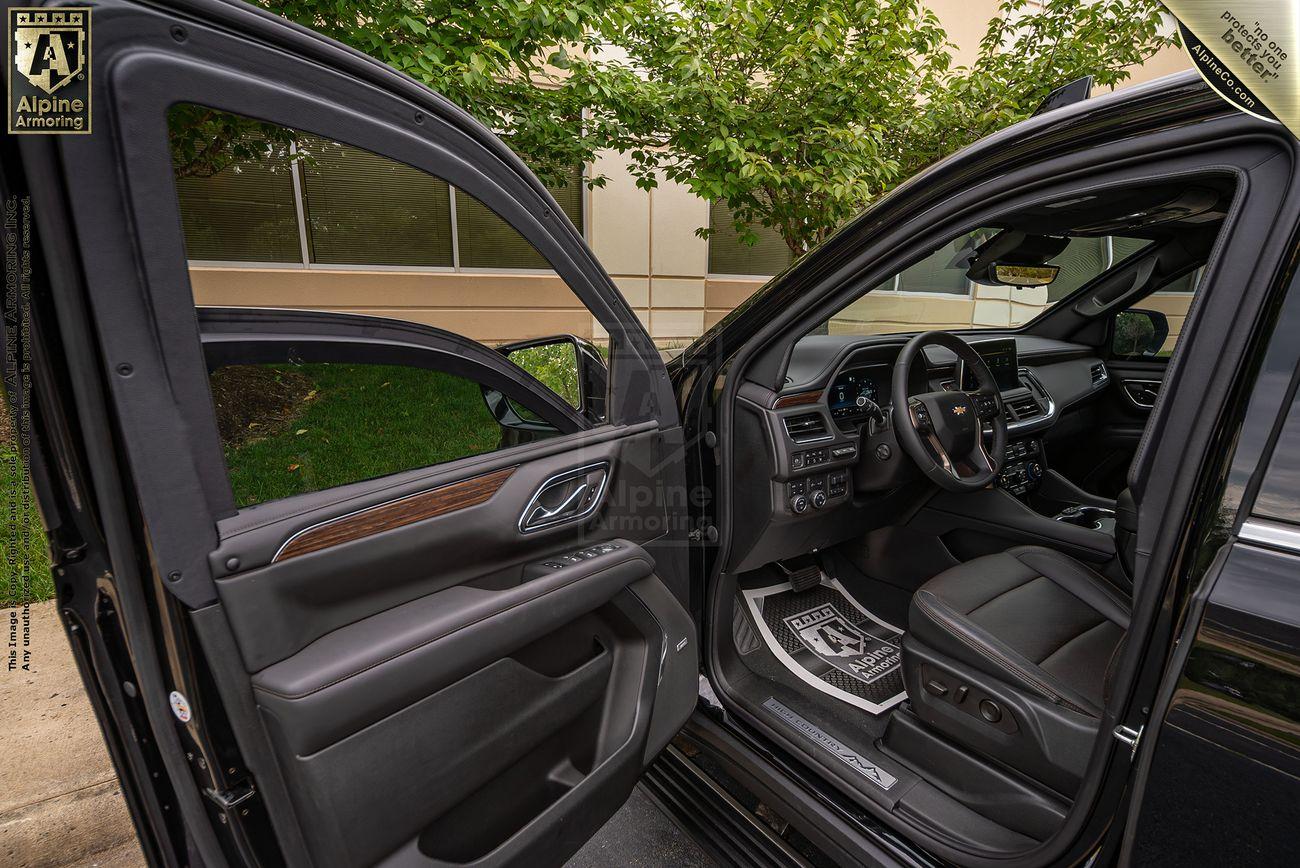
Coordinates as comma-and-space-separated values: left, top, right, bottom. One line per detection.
11, 1, 696, 865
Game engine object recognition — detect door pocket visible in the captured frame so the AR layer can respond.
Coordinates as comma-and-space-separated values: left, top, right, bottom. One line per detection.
268, 606, 648, 867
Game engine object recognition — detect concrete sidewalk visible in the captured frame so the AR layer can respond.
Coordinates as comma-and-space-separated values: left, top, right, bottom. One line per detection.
1, 601, 708, 868
0, 601, 144, 867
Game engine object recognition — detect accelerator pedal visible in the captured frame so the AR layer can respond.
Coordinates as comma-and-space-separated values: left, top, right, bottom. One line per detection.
778, 554, 825, 593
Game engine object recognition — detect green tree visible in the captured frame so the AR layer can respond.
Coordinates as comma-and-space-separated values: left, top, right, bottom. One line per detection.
170, 0, 630, 186
599, 0, 1177, 255
172, 0, 1177, 257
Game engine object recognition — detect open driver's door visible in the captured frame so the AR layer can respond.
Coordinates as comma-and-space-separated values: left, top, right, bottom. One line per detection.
3, 0, 698, 865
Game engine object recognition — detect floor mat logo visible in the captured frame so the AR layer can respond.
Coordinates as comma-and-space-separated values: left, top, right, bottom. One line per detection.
784, 604, 899, 684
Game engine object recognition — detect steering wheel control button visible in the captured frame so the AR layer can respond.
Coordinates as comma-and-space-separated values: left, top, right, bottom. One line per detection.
973, 393, 999, 419
979, 699, 1003, 724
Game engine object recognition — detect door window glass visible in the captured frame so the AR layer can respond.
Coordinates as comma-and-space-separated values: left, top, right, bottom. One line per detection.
212, 363, 504, 508
171, 105, 605, 507
1111, 268, 1202, 358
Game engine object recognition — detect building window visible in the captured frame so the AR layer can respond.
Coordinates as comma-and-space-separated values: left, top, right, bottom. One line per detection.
1044, 236, 1110, 302
174, 117, 583, 271
173, 137, 301, 263
891, 238, 973, 295
706, 200, 795, 276
456, 165, 583, 269
298, 136, 454, 267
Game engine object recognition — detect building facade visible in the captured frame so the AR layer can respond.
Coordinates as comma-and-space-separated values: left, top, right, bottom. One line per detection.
186, 5, 1194, 346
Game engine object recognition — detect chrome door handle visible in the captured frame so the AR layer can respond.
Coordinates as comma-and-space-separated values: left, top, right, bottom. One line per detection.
524, 483, 589, 528
518, 463, 609, 533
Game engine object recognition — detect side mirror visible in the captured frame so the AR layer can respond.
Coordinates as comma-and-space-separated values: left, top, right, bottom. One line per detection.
1112, 308, 1170, 358
482, 335, 608, 438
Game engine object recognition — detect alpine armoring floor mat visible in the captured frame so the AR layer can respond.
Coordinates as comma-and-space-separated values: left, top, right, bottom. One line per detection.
741, 577, 906, 714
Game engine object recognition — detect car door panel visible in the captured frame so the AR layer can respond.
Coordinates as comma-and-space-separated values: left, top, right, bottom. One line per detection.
1050, 359, 1163, 496
17, 2, 696, 865
212, 429, 665, 669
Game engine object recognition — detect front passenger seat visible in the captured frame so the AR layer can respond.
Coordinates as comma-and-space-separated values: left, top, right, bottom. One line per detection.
902, 545, 1129, 795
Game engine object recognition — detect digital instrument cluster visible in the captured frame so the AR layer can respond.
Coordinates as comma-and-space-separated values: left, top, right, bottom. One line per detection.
827, 366, 885, 423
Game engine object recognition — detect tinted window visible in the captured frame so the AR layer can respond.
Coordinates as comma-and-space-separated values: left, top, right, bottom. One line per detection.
212, 363, 504, 508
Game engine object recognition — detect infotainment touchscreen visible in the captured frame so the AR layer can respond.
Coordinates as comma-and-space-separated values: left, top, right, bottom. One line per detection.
959, 339, 1020, 392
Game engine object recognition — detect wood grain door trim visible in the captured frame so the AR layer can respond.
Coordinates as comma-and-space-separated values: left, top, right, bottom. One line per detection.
273, 466, 518, 562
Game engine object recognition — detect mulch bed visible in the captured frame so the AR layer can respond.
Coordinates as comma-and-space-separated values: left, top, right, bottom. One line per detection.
209, 364, 314, 449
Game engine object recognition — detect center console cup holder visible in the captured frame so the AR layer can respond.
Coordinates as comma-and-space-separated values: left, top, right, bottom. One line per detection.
1053, 505, 1116, 532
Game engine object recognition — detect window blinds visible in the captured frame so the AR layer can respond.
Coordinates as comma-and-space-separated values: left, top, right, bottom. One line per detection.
174, 140, 300, 263
298, 135, 454, 267
707, 200, 795, 276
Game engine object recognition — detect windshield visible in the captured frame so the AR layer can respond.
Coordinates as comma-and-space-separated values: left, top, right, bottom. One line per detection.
821, 232, 1171, 336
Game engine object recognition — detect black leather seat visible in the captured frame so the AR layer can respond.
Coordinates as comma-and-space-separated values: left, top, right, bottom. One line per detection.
903, 545, 1130, 793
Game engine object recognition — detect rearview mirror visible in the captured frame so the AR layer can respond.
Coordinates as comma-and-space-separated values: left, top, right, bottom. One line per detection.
1112, 308, 1170, 358
989, 263, 1060, 287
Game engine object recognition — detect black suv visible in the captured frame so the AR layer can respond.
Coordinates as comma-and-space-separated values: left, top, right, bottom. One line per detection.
6, 1, 1300, 865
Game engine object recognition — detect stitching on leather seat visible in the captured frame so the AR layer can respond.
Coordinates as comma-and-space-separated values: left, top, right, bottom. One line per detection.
963, 571, 1042, 618
1013, 548, 1129, 617
914, 591, 1092, 716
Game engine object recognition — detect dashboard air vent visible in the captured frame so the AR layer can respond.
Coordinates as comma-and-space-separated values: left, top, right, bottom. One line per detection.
783, 412, 829, 443
1004, 395, 1042, 422
1090, 362, 1108, 386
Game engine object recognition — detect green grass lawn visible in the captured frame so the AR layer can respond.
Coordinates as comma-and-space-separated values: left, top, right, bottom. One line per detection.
223, 363, 505, 507
1, 421, 55, 606
1, 360, 546, 600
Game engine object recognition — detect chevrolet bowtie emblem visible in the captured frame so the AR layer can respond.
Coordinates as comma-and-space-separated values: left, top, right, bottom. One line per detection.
952, 406, 967, 416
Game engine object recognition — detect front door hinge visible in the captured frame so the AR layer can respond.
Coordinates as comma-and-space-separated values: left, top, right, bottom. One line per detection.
1113, 724, 1143, 760
204, 779, 256, 812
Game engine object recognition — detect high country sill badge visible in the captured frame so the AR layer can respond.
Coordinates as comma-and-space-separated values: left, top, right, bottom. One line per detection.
8, 7, 90, 135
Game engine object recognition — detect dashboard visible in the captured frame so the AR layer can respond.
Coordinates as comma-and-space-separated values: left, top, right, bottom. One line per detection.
726, 332, 1115, 573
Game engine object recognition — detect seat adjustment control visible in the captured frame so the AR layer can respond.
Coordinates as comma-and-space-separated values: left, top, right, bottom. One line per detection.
979, 699, 1002, 724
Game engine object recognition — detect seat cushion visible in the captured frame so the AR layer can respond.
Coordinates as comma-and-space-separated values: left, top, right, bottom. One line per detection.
909, 545, 1129, 716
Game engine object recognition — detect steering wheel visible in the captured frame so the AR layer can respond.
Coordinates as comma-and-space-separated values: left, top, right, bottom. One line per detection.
891, 331, 1007, 492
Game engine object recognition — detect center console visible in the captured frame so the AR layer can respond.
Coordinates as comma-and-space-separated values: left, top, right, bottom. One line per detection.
990, 432, 1121, 553
995, 437, 1045, 497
